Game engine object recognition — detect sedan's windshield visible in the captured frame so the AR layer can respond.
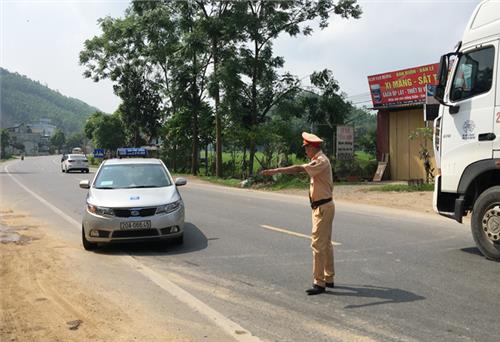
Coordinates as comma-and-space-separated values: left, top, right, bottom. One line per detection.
94, 164, 172, 189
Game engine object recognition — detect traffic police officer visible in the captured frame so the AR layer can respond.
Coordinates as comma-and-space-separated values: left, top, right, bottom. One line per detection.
261, 132, 334, 295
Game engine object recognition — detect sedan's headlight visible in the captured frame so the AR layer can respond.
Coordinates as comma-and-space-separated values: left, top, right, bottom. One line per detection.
156, 200, 182, 215
87, 203, 114, 216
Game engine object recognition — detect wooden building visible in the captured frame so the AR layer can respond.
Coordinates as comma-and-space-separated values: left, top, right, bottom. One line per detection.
368, 63, 439, 181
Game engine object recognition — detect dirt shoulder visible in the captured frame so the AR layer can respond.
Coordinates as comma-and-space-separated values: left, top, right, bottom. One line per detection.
0, 208, 201, 342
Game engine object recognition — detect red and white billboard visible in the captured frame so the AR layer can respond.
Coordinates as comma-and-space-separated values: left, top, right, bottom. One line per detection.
367, 63, 439, 108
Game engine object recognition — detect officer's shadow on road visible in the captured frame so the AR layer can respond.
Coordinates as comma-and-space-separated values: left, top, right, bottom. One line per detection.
327, 284, 425, 309
94, 222, 208, 256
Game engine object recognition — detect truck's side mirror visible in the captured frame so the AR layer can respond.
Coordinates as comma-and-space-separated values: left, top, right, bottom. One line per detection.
435, 84, 445, 104
434, 54, 449, 104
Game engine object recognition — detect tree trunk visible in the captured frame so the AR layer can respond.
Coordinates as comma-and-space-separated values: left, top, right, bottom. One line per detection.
205, 144, 209, 176
190, 54, 199, 176
248, 39, 259, 177
242, 147, 247, 179
172, 144, 177, 172
191, 107, 199, 175
213, 39, 223, 178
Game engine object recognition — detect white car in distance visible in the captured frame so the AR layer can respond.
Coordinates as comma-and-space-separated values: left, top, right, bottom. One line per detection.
61, 154, 89, 173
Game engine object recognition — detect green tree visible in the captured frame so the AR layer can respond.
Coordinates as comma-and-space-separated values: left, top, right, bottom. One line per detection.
84, 111, 125, 152
79, 0, 362, 177
65, 132, 85, 150
84, 111, 103, 140
198, 1, 246, 177
237, 1, 362, 175
93, 113, 126, 152
115, 66, 163, 146
80, 1, 209, 174
301, 69, 352, 157
50, 129, 66, 152
1, 129, 10, 159
346, 106, 376, 155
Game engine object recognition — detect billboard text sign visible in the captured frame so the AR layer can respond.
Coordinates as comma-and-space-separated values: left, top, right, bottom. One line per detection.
367, 63, 439, 108
336, 126, 354, 161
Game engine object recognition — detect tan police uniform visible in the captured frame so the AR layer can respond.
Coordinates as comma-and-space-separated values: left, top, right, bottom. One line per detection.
303, 148, 335, 288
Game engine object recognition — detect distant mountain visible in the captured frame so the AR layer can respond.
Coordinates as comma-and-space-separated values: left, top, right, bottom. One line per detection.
0, 67, 100, 134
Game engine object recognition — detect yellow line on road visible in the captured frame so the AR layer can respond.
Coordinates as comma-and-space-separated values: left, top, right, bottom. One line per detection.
260, 224, 341, 246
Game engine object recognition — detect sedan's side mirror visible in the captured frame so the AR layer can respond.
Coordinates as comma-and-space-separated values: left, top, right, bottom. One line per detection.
79, 180, 90, 189
175, 177, 187, 186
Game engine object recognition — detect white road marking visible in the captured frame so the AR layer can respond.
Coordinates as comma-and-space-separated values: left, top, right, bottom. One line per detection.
260, 224, 341, 246
5, 162, 262, 342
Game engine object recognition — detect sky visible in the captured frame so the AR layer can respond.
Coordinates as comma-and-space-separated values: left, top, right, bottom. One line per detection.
1, 0, 480, 114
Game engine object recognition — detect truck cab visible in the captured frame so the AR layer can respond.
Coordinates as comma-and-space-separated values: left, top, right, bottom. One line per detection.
433, 0, 500, 260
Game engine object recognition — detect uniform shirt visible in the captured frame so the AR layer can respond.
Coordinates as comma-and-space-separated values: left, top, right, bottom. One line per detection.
303, 151, 333, 202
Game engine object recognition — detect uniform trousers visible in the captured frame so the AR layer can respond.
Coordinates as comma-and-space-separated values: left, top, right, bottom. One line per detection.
311, 201, 335, 287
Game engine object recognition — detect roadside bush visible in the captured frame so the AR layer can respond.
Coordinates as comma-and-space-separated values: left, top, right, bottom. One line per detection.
334, 159, 362, 180
87, 155, 102, 167
359, 159, 377, 180
334, 155, 377, 181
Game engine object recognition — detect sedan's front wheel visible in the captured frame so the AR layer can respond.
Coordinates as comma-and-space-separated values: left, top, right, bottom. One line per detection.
82, 226, 98, 251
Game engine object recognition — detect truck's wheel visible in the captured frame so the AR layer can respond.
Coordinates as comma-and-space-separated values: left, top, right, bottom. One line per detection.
471, 186, 500, 261
82, 226, 98, 251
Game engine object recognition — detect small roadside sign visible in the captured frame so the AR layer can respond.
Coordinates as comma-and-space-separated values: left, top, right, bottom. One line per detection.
336, 126, 354, 160
93, 148, 105, 158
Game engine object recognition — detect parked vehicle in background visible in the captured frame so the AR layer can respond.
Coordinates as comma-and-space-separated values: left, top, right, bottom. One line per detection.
433, 0, 500, 260
78, 158, 187, 250
72, 147, 83, 154
61, 154, 89, 173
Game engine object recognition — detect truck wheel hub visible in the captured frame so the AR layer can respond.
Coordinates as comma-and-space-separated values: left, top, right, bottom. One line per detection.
482, 206, 500, 242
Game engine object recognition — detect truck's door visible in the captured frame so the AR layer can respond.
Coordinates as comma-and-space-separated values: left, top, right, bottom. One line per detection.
441, 42, 497, 191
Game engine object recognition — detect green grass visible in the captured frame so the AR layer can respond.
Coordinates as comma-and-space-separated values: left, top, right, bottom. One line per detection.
368, 183, 434, 192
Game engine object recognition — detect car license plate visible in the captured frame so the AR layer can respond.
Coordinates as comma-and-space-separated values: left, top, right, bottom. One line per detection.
120, 221, 151, 229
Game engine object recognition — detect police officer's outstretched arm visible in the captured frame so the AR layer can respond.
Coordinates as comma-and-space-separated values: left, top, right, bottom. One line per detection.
260, 165, 306, 176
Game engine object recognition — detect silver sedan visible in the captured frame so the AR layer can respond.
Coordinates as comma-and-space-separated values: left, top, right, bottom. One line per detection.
79, 158, 186, 250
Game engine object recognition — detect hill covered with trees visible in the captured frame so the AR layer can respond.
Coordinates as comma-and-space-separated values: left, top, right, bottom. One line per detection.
0, 67, 99, 134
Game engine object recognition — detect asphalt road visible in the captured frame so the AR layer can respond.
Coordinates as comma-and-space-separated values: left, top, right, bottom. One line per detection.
2, 156, 499, 342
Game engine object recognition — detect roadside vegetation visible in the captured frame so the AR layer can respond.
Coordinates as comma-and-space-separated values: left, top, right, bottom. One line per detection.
368, 183, 434, 192
78, 0, 365, 181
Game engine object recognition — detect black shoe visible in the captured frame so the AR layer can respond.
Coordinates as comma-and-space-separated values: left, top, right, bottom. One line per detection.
306, 284, 325, 295
325, 282, 334, 288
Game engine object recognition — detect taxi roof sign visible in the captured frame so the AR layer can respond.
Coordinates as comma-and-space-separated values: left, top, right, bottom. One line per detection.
117, 147, 147, 157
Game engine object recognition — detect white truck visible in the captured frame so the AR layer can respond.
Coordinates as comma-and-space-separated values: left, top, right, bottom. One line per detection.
433, 0, 500, 260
